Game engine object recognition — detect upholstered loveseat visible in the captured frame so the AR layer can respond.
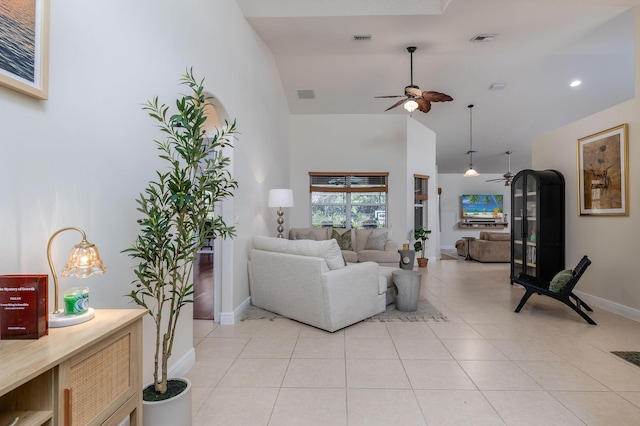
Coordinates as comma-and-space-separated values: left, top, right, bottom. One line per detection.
456, 231, 510, 263
248, 236, 389, 332
289, 227, 399, 267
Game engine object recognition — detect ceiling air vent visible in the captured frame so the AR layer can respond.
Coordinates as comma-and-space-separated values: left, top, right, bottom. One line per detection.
296, 89, 315, 99
470, 34, 497, 42
489, 83, 506, 90
353, 34, 372, 42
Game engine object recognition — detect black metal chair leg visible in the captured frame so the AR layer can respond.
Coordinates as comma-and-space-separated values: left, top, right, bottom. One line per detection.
515, 291, 533, 313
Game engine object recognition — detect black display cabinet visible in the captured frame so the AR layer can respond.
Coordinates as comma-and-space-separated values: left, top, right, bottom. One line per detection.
511, 169, 565, 282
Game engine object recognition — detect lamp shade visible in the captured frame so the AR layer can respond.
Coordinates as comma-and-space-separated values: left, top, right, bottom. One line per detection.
404, 99, 418, 113
464, 167, 479, 177
268, 189, 294, 208
61, 241, 107, 278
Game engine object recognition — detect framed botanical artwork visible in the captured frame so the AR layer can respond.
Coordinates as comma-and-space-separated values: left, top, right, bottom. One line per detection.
577, 123, 629, 216
0, 0, 50, 99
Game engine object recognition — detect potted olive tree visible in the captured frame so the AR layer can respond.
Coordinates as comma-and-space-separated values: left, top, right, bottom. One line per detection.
124, 69, 237, 424
413, 227, 432, 267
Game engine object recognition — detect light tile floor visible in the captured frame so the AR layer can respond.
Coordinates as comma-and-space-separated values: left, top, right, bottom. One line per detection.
189, 260, 640, 425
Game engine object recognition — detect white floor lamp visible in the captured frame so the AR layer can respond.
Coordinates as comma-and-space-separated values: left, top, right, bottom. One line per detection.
268, 189, 294, 238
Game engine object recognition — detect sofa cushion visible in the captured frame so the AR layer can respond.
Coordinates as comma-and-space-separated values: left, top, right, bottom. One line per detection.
296, 231, 317, 240
357, 249, 399, 264
355, 229, 392, 252
342, 249, 358, 263
485, 232, 510, 241
331, 228, 354, 251
292, 228, 328, 241
252, 236, 345, 270
365, 231, 388, 250
549, 269, 573, 293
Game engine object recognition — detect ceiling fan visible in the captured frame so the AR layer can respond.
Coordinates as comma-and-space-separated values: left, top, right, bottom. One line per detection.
375, 46, 453, 113
486, 151, 515, 186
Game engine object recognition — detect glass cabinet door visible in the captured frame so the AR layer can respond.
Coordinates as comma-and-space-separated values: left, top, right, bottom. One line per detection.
511, 171, 538, 280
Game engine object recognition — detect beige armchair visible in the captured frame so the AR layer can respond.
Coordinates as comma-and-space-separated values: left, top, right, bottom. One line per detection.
248, 236, 387, 332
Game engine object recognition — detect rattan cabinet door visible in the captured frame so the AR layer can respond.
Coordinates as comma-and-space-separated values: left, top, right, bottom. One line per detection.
58, 322, 141, 426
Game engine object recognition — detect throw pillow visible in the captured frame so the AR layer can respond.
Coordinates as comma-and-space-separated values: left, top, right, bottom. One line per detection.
549, 269, 573, 293
295, 231, 317, 241
331, 229, 353, 251
364, 232, 388, 250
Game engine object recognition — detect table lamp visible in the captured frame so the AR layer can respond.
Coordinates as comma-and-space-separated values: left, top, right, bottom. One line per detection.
47, 227, 107, 328
268, 189, 294, 238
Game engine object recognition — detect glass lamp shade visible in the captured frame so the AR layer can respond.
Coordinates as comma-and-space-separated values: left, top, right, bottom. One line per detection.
404, 99, 419, 113
464, 167, 479, 177
61, 241, 107, 278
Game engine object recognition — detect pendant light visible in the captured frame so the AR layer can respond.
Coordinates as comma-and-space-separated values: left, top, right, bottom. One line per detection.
464, 104, 479, 177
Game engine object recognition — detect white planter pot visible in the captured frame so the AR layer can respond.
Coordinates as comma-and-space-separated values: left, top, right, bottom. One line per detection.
143, 378, 192, 426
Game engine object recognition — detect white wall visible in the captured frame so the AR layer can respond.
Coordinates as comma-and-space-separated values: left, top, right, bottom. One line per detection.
438, 173, 512, 248
531, 6, 639, 317
287, 114, 440, 256
0, 0, 289, 385
288, 114, 408, 235
406, 117, 439, 260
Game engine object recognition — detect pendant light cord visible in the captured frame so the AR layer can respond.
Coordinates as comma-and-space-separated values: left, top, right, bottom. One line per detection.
468, 104, 474, 165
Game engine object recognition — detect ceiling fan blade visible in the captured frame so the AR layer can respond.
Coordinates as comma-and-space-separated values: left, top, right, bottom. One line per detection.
384, 98, 408, 111
375, 95, 405, 98
486, 178, 506, 182
416, 98, 432, 113
421, 91, 454, 102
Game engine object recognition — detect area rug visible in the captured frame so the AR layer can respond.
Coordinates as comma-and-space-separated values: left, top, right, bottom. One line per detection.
441, 252, 461, 261
611, 351, 640, 367
241, 297, 448, 323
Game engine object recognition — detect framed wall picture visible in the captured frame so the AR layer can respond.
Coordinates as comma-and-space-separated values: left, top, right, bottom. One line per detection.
0, 0, 50, 99
577, 123, 629, 216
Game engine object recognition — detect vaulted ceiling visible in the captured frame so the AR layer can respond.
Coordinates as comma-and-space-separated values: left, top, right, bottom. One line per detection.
238, 0, 637, 175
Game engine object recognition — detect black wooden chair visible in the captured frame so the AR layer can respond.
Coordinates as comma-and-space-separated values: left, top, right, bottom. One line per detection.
513, 256, 596, 325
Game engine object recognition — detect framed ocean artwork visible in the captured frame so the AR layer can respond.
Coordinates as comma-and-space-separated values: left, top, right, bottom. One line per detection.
0, 0, 49, 99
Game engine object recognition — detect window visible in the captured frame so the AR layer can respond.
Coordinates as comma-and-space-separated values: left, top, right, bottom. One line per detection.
309, 172, 388, 228
414, 174, 429, 229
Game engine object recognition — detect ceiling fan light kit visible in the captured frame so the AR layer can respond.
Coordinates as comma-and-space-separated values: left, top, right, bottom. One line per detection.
375, 46, 453, 114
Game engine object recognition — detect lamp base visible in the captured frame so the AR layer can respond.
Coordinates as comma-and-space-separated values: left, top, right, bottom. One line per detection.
49, 307, 95, 328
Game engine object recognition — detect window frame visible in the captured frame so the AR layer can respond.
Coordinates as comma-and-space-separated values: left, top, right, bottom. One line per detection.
309, 172, 389, 229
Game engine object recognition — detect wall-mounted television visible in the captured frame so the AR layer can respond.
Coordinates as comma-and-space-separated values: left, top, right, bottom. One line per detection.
461, 194, 504, 219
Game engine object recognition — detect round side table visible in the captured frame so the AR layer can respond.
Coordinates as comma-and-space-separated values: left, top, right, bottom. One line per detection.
392, 270, 422, 312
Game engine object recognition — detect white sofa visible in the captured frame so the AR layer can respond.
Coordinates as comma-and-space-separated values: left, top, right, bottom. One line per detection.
248, 236, 388, 332
289, 227, 399, 266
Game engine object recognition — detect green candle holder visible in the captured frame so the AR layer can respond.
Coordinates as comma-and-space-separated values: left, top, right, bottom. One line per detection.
63, 287, 89, 315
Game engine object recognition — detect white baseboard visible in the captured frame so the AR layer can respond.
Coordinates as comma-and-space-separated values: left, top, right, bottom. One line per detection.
574, 290, 640, 323
441, 245, 456, 250
168, 346, 196, 378
219, 297, 252, 325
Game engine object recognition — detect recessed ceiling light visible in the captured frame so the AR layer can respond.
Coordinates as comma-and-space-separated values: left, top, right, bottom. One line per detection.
570, 80, 582, 87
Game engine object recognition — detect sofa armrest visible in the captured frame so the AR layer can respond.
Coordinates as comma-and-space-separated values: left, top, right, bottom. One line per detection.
321, 261, 385, 330
384, 240, 399, 252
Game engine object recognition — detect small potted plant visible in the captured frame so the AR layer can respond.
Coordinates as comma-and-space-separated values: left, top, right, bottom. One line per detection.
413, 227, 431, 267
123, 69, 238, 425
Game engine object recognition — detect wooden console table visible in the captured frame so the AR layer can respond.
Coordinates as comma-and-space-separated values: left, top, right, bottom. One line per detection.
0, 309, 146, 426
